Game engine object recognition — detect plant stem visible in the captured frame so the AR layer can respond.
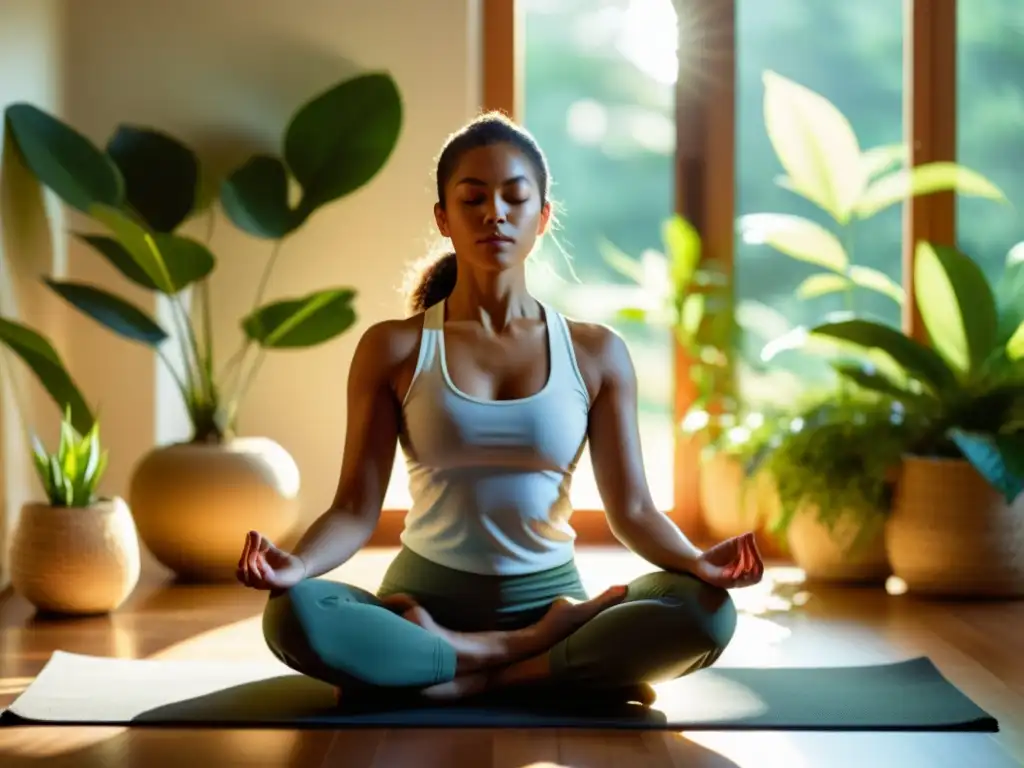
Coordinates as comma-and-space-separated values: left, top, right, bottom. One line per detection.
255, 240, 284, 313
156, 346, 193, 408
199, 207, 217, 393
170, 293, 209, 402
226, 347, 266, 430
842, 223, 856, 314
219, 238, 286, 423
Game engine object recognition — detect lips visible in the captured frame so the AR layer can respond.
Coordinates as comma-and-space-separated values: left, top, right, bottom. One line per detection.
478, 233, 514, 244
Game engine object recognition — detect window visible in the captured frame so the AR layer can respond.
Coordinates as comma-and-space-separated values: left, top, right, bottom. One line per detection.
956, 0, 1024, 283
520, 0, 678, 511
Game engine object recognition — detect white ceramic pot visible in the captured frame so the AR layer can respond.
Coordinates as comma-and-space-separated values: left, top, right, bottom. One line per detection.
128, 437, 301, 582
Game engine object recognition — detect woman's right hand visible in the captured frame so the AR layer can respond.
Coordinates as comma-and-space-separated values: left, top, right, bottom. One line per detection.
236, 530, 307, 591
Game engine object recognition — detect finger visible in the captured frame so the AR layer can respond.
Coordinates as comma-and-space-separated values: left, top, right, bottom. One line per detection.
239, 533, 252, 577
248, 533, 263, 577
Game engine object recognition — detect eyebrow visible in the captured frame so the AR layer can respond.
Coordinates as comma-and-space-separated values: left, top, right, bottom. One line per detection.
455, 175, 530, 187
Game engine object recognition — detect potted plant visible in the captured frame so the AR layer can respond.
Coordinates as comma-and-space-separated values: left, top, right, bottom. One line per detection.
751, 391, 922, 583
604, 215, 783, 548
0, 315, 140, 614
3, 71, 403, 581
9, 408, 140, 615
804, 241, 1024, 597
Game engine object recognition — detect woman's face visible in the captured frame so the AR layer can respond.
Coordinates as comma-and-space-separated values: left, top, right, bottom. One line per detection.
434, 143, 551, 273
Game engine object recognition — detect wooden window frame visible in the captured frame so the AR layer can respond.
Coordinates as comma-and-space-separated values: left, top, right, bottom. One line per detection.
371, 0, 956, 548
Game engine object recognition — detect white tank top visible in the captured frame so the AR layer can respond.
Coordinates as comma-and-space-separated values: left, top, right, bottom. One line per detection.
397, 298, 591, 575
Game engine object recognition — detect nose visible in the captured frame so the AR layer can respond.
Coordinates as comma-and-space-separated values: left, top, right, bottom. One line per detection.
483, 195, 508, 224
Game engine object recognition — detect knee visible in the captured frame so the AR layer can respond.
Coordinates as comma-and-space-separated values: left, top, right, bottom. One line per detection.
261, 579, 356, 673
629, 571, 738, 656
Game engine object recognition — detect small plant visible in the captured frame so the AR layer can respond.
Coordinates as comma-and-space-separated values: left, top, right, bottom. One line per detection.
752, 392, 921, 553
31, 407, 109, 508
3, 72, 403, 443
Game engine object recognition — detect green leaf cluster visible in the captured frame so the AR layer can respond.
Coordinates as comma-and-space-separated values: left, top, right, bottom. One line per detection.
30, 406, 109, 508
2, 72, 402, 441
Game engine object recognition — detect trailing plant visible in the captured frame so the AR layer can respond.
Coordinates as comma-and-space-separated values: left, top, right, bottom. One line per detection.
31, 406, 109, 508
3, 72, 403, 443
798, 241, 1024, 504
739, 70, 1004, 314
751, 392, 923, 553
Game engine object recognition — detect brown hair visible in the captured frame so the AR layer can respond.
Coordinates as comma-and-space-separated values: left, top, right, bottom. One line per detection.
404, 112, 552, 315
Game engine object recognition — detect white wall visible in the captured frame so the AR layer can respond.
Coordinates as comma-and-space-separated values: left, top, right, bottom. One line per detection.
0, 0, 483, 580
0, 0, 67, 587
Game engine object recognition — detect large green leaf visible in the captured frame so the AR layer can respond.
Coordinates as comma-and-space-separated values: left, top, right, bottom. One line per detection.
914, 242, 998, 376
994, 258, 1024, 345
4, 103, 124, 214
242, 288, 357, 348
830, 359, 927, 402
809, 318, 957, 393
859, 143, 907, 181
89, 204, 174, 293
1006, 321, 1024, 361
761, 71, 863, 223
45, 278, 168, 346
221, 155, 302, 239
79, 229, 212, 293
949, 429, 1024, 504
284, 73, 402, 215
855, 162, 1005, 219
796, 273, 851, 299
76, 234, 159, 290
106, 125, 199, 232
663, 215, 701, 295
152, 233, 215, 290
0, 316, 94, 434
848, 265, 905, 304
738, 213, 847, 272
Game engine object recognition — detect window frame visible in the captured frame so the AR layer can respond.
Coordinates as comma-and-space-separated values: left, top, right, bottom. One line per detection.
371, 0, 958, 548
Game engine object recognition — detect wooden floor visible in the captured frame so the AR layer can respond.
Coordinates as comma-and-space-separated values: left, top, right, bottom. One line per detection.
0, 547, 1022, 767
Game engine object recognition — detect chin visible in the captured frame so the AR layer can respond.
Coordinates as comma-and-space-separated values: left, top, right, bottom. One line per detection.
472, 242, 528, 270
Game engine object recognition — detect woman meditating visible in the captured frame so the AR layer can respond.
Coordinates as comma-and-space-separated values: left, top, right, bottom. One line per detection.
236, 112, 764, 705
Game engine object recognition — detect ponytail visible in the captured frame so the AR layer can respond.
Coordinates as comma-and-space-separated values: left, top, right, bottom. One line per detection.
406, 251, 457, 315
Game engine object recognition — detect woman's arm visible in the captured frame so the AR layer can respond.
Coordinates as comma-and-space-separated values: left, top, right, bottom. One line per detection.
287, 319, 412, 579
578, 324, 705, 572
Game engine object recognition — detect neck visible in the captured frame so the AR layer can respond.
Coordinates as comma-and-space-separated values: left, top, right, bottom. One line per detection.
445, 265, 540, 332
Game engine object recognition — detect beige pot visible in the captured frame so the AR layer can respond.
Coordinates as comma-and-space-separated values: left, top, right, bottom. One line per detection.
887, 456, 1024, 597
10, 496, 141, 614
128, 437, 301, 582
699, 452, 786, 558
699, 452, 759, 539
786, 503, 890, 584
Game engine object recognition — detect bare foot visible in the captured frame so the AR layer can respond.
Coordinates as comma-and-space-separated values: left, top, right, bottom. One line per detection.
380, 586, 627, 675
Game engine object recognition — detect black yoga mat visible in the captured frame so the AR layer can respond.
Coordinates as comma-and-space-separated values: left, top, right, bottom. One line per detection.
0, 651, 998, 732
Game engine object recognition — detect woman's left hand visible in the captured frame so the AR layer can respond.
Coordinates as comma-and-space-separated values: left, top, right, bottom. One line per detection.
689, 532, 765, 589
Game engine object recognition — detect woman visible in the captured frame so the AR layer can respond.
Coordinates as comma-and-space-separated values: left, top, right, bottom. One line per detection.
236, 112, 764, 705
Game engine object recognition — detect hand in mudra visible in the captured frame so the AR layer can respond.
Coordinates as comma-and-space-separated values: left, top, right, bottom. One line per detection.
236, 530, 306, 591
691, 532, 765, 589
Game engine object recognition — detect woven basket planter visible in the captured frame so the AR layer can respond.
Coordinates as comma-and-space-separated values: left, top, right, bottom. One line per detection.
887, 456, 1024, 597
786, 503, 891, 584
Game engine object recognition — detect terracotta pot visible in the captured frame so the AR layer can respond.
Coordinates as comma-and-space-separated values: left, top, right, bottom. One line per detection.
887, 456, 1024, 597
10, 496, 141, 614
786, 503, 890, 584
128, 437, 301, 582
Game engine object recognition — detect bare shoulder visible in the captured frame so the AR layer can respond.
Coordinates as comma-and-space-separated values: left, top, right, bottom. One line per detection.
565, 318, 635, 397
351, 313, 423, 379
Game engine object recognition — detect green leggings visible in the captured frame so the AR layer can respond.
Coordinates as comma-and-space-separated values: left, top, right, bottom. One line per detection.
262, 547, 737, 693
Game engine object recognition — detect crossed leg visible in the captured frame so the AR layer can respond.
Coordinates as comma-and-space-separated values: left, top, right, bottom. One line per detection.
263, 570, 736, 705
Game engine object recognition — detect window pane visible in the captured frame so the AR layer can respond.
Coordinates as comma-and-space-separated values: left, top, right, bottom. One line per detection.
735, 0, 905, 408
956, 0, 1024, 283
521, 0, 677, 511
